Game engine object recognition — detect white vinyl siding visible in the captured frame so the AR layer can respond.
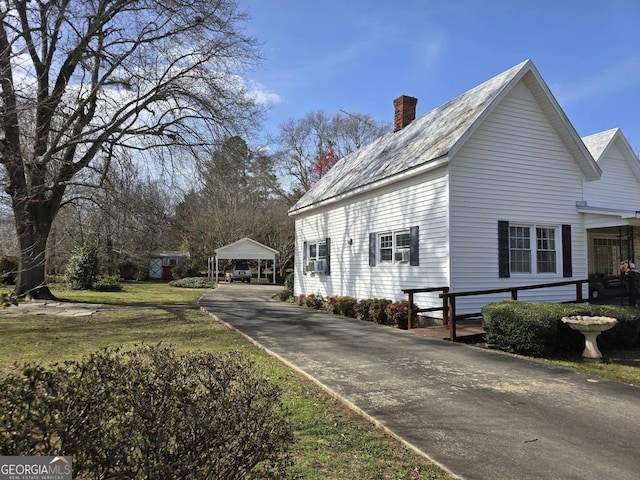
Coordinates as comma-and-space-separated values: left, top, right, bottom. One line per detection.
294, 166, 449, 310
584, 142, 640, 209
449, 78, 587, 314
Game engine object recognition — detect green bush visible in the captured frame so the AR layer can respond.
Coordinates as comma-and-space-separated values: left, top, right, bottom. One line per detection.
171, 264, 199, 280
324, 296, 358, 318
168, 277, 213, 288
0, 345, 293, 479
284, 273, 294, 293
65, 244, 99, 290
0, 256, 18, 285
482, 301, 640, 357
554, 303, 640, 350
482, 301, 560, 356
93, 275, 122, 292
1, 292, 19, 309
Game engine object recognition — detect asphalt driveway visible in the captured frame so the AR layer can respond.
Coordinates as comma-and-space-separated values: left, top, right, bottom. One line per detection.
199, 283, 640, 480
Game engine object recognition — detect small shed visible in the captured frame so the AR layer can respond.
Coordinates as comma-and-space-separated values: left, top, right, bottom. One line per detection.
149, 251, 190, 280
210, 238, 279, 284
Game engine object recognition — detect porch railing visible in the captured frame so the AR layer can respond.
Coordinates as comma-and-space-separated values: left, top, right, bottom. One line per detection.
402, 278, 633, 342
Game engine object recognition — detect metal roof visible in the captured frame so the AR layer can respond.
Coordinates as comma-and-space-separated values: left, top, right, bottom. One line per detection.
289, 59, 601, 215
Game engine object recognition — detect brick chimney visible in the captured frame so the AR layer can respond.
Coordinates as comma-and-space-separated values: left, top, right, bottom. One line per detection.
393, 95, 418, 132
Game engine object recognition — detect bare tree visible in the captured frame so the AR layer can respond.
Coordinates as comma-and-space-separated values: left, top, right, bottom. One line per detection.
0, 0, 261, 298
275, 110, 391, 195
173, 136, 285, 269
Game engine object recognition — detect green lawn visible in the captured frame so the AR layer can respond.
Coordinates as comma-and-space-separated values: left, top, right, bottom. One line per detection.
0, 282, 454, 480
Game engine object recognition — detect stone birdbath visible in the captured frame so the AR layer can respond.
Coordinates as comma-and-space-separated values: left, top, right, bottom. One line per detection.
561, 316, 618, 360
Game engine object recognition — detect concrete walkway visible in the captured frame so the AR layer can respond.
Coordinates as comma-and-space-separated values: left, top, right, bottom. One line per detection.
199, 284, 640, 480
0, 301, 104, 317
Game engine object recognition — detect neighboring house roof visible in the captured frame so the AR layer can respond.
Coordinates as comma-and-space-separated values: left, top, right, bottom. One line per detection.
289, 59, 601, 215
150, 251, 190, 258
214, 237, 278, 260
582, 128, 640, 182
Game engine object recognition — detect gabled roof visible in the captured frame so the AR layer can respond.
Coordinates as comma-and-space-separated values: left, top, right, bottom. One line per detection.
289, 59, 601, 215
582, 128, 640, 182
214, 237, 278, 260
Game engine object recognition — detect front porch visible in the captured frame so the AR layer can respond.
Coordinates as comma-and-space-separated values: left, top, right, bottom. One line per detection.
588, 225, 640, 303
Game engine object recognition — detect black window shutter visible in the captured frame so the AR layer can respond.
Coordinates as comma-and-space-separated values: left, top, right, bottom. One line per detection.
498, 221, 510, 278
325, 238, 331, 275
302, 241, 308, 275
562, 224, 572, 277
369, 233, 377, 267
409, 226, 419, 266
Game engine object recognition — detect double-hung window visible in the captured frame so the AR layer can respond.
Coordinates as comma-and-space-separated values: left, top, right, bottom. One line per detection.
378, 230, 410, 264
304, 239, 330, 274
508, 224, 557, 275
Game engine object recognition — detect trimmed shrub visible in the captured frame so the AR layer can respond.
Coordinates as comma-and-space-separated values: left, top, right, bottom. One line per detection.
93, 275, 122, 292
303, 293, 325, 310
294, 294, 307, 306
355, 298, 392, 324
385, 300, 415, 329
370, 298, 392, 325
168, 277, 213, 289
482, 301, 640, 357
0, 345, 293, 479
354, 298, 373, 321
0, 256, 18, 285
65, 244, 99, 290
284, 273, 294, 293
554, 303, 640, 350
482, 301, 560, 356
324, 296, 358, 318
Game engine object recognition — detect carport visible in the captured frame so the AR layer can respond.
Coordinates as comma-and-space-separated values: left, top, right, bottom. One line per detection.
208, 237, 279, 284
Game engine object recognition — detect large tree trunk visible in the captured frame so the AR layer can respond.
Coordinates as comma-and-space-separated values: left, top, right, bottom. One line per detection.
13, 202, 57, 300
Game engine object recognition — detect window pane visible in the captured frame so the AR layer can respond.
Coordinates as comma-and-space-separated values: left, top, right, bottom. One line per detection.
536, 228, 555, 250
537, 251, 556, 273
536, 228, 556, 273
510, 249, 531, 273
309, 244, 317, 260
318, 242, 327, 259
509, 226, 531, 273
395, 232, 410, 248
509, 226, 530, 249
379, 233, 393, 262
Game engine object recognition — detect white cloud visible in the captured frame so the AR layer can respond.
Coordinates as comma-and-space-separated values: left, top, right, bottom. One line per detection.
246, 80, 283, 106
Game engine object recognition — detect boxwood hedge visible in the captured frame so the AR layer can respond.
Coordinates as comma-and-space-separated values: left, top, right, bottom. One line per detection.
482, 301, 640, 357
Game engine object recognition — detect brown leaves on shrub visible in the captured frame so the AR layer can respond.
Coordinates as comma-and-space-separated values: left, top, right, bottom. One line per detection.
0, 345, 293, 479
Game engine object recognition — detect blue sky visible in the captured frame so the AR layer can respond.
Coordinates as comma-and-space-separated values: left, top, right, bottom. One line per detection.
240, 0, 640, 150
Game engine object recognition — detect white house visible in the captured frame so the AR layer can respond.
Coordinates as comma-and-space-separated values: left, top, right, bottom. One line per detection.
581, 128, 640, 277
288, 59, 640, 316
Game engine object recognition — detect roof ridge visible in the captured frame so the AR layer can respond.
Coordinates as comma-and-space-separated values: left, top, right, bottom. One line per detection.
289, 60, 533, 214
